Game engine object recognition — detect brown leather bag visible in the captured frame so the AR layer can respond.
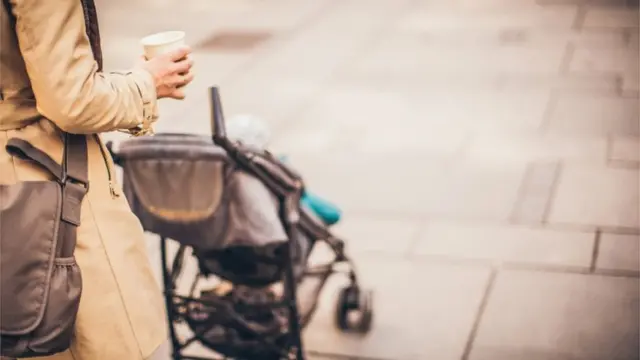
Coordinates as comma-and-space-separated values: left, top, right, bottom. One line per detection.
0, 0, 95, 357
0, 134, 89, 357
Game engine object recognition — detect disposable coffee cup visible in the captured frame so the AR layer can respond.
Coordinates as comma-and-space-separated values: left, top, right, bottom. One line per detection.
140, 31, 186, 59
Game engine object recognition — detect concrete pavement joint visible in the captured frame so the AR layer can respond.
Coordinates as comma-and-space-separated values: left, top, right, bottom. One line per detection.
345, 209, 640, 235
619, 89, 640, 98
558, 41, 576, 74
571, 5, 588, 30
460, 268, 498, 360
589, 228, 602, 272
622, 28, 635, 47
540, 222, 640, 235
507, 163, 536, 224
540, 161, 563, 224
602, 134, 640, 169
591, 268, 640, 278
509, 161, 562, 225
548, 74, 622, 97
509, 162, 540, 224
605, 133, 614, 163
403, 253, 640, 278
614, 74, 626, 96
558, 71, 631, 96
538, 92, 558, 133
607, 159, 640, 169
500, 263, 640, 279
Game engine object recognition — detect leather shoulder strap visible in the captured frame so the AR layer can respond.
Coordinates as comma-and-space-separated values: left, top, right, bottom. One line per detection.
80, 0, 103, 71
2, 0, 103, 71
6, 135, 88, 186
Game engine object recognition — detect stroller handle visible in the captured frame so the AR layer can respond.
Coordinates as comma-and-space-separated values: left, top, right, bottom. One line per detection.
209, 86, 227, 146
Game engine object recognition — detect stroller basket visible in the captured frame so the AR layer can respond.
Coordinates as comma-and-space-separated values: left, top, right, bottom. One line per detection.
107, 86, 373, 360
117, 132, 325, 286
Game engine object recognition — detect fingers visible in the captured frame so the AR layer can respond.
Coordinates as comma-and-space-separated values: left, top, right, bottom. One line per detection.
181, 71, 195, 86
167, 72, 194, 88
169, 57, 194, 74
166, 45, 192, 62
170, 88, 186, 100
147, 46, 195, 100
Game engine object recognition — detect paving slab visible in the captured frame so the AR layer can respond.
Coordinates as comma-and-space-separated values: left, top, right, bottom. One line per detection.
395, 26, 632, 49
246, 0, 415, 84
597, 233, 640, 272
349, 35, 566, 79
569, 47, 639, 91
273, 85, 551, 154
397, 6, 577, 32
279, 151, 452, 217
622, 73, 639, 92
411, 221, 595, 268
546, 94, 639, 136
496, 73, 621, 94
609, 135, 640, 164
583, 7, 640, 28
465, 132, 608, 164
330, 216, 423, 256
430, 163, 528, 221
271, 86, 477, 154
283, 151, 526, 221
338, 65, 621, 94
304, 257, 492, 360
548, 164, 639, 229
469, 270, 640, 360
339, 20, 630, 92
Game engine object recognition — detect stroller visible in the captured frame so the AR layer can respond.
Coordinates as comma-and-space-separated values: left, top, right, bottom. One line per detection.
108, 87, 373, 360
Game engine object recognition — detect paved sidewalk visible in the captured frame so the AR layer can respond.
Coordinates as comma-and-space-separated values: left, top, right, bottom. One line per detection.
100, 0, 639, 359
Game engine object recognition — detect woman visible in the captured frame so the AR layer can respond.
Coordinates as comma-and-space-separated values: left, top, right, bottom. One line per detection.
0, 0, 194, 359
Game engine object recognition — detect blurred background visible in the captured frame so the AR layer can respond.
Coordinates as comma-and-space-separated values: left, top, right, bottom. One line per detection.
99, 0, 639, 359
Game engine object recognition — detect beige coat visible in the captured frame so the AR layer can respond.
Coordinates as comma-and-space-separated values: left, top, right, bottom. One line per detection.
0, 0, 167, 359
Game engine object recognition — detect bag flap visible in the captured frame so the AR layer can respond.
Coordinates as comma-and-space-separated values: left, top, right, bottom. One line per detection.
119, 134, 231, 223
1, 182, 61, 335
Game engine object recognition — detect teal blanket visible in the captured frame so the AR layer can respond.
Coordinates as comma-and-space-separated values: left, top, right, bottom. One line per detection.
279, 156, 342, 226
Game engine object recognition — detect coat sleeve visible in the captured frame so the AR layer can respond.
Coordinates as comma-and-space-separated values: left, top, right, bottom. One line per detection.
8, 0, 158, 134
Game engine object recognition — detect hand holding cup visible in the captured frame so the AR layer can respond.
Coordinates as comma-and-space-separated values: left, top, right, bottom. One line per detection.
139, 31, 194, 100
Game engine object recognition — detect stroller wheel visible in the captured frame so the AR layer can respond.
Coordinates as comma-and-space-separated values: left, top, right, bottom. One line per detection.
335, 286, 374, 334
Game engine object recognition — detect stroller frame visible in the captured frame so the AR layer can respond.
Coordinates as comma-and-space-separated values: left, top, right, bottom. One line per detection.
110, 87, 373, 360
158, 216, 359, 360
